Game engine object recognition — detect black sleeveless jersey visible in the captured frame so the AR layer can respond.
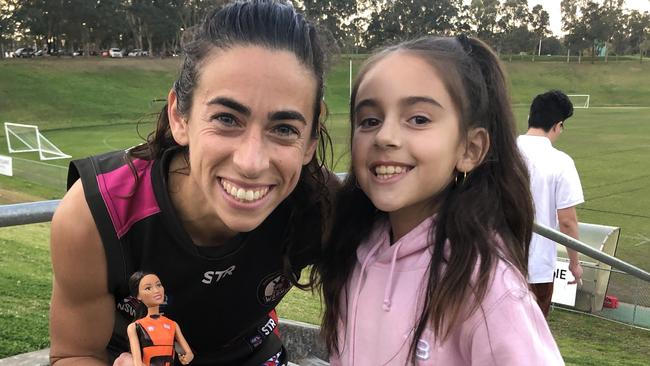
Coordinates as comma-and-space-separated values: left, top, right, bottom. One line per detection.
68, 149, 320, 366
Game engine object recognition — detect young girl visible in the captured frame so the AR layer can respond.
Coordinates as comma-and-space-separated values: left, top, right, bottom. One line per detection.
319, 36, 564, 365
127, 271, 193, 366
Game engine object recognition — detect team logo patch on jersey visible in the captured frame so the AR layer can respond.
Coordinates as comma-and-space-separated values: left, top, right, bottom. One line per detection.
116, 295, 140, 320
257, 272, 291, 305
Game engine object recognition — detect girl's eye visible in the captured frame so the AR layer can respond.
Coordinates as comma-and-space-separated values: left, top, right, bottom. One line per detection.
358, 117, 381, 129
408, 115, 431, 125
272, 124, 300, 138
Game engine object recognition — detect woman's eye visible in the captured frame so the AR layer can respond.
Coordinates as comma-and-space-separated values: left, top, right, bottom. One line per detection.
214, 113, 238, 127
408, 115, 431, 125
272, 124, 299, 138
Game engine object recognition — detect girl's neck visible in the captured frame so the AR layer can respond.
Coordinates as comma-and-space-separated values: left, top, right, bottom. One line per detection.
167, 153, 237, 247
388, 203, 436, 243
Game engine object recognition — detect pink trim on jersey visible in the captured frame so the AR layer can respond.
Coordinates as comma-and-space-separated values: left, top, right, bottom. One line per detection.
96, 158, 160, 238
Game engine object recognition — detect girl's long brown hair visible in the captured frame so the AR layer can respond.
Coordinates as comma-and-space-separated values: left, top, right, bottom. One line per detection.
318, 36, 534, 360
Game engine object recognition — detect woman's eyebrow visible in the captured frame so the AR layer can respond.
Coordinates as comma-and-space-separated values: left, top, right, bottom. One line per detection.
207, 96, 251, 116
269, 110, 307, 124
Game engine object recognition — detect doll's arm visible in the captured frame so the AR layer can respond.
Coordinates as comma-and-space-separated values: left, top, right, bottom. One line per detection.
126, 323, 144, 366
49, 180, 115, 365
174, 323, 194, 365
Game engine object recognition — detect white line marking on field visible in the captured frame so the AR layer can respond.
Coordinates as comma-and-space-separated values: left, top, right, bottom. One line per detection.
11, 156, 67, 169
102, 134, 120, 150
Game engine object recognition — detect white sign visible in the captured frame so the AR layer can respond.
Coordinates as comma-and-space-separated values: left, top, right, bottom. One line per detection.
551, 260, 578, 306
0, 155, 12, 176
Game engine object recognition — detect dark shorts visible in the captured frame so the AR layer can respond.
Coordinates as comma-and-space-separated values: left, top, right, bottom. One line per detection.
530, 282, 554, 317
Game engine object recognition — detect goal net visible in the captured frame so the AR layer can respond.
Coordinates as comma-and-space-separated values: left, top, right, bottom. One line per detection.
567, 94, 590, 109
4, 122, 71, 160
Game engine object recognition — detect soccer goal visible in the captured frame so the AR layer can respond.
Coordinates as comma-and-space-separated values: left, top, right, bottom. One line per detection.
4, 122, 71, 160
567, 94, 590, 109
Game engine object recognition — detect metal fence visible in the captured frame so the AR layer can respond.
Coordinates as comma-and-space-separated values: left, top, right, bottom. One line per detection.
1, 200, 649, 329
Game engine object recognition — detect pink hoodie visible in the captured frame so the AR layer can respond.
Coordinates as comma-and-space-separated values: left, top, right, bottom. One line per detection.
330, 217, 564, 366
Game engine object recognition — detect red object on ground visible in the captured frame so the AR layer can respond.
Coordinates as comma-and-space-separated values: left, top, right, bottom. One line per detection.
603, 295, 619, 309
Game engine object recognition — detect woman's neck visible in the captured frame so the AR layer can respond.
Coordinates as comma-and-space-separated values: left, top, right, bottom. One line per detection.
167, 153, 237, 247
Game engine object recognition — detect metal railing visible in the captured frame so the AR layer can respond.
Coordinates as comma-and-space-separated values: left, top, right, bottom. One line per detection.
2, 199, 648, 284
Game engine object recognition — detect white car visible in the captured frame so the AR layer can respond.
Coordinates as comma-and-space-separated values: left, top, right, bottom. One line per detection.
127, 49, 148, 57
109, 48, 124, 58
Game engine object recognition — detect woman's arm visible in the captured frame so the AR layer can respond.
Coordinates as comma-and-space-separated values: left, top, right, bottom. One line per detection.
174, 323, 194, 365
126, 323, 143, 366
49, 179, 116, 365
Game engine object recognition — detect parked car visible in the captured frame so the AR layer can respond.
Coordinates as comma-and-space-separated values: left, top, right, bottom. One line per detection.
34, 49, 44, 57
127, 49, 149, 57
109, 48, 124, 58
72, 50, 84, 57
14, 48, 35, 58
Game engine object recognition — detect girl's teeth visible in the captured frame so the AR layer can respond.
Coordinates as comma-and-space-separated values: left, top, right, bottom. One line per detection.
375, 165, 408, 176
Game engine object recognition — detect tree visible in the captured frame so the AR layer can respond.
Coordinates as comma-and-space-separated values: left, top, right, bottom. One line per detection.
469, 0, 500, 46
627, 10, 650, 61
301, 0, 357, 52
0, 0, 19, 58
497, 0, 533, 57
561, 0, 590, 62
530, 4, 550, 56
360, 0, 459, 51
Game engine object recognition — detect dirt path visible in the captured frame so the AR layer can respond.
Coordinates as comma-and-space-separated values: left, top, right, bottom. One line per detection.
0, 187, 46, 205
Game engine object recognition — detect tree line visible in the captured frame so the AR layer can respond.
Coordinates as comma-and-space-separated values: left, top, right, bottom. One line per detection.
0, 0, 648, 60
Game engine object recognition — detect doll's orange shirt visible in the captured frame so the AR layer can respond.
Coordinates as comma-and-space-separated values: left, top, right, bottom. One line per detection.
135, 315, 176, 366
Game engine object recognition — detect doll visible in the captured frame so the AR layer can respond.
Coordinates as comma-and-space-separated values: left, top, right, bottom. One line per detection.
127, 271, 194, 366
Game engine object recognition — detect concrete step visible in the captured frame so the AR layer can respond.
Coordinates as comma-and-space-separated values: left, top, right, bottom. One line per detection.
0, 318, 329, 365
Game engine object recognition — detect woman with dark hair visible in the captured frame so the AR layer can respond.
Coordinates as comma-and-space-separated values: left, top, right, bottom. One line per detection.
318, 35, 563, 365
126, 271, 193, 366
49, 1, 334, 365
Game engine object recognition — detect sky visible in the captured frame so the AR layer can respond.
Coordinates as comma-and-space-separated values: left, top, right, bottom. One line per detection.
528, 0, 650, 36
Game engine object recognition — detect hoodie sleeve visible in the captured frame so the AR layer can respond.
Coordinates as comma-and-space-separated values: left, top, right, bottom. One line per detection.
463, 269, 565, 365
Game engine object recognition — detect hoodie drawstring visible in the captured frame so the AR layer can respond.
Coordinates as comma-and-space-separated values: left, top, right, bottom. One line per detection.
348, 238, 384, 366
382, 240, 403, 312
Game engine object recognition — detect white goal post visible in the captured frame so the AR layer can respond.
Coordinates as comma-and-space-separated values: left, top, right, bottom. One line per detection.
567, 94, 590, 109
4, 122, 71, 160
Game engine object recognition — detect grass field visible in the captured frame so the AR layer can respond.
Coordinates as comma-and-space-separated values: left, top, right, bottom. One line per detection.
1, 57, 649, 363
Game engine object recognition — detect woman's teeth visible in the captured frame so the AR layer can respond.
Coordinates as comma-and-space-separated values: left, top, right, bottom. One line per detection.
221, 179, 269, 202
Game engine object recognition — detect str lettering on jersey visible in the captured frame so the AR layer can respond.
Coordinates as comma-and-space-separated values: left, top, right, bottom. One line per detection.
260, 317, 277, 336
202, 265, 236, 284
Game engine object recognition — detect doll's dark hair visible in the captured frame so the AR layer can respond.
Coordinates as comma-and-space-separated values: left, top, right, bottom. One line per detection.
319, 35, 534, 361
128, 271, 157, 319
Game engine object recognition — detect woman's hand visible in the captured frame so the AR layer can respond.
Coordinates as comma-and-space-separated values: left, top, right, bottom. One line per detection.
113, 352, 135, 366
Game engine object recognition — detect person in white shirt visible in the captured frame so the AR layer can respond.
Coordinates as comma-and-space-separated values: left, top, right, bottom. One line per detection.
517, 90, 584, 316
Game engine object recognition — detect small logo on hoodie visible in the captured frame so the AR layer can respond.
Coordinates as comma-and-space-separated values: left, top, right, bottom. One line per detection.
416, 339, 430, 360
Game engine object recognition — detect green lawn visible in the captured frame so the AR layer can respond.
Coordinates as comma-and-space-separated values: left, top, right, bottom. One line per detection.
1, 57, 649, 363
